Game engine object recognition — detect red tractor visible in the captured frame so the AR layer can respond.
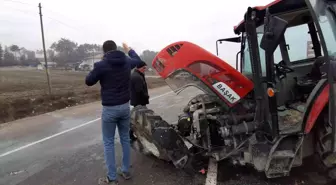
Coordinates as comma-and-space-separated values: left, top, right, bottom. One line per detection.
130, 0, 336, 181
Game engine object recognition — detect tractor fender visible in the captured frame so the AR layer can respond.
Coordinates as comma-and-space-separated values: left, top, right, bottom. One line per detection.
302, 79, 329, 134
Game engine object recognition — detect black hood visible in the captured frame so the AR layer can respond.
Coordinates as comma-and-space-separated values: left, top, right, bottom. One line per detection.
103, 50, 127, 66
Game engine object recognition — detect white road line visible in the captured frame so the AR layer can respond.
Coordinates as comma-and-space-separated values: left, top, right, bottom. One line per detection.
0, 118, 101, 158
149, 91, 173, 101
205, 158, 218, 185
0, 91, 173, 159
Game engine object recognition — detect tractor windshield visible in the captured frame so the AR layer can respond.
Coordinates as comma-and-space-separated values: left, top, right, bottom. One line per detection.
242, 26, 282, 76
242, 23, 315, 76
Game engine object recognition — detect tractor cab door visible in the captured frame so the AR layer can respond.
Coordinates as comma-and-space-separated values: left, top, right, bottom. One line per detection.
306, 0, 336, 152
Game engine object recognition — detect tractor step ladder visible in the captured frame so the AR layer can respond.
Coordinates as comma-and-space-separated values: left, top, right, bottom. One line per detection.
265, 135, 304, 178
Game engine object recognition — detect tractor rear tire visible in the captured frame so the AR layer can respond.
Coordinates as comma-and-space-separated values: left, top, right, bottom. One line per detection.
314, 110, 336, 181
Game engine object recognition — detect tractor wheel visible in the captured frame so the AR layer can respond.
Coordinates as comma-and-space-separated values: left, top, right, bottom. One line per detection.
130, 105, 170, 161
314, 110, 336, 181
130, 105, 193, 170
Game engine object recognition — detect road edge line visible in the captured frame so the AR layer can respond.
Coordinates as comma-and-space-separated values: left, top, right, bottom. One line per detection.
0, 118, 101, 158
0, 91, 173, 159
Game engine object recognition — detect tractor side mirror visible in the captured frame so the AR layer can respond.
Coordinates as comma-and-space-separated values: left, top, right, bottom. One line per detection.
216, 40, 222, 56
236, 51, 241, 71
260, 15, 288, 54
216, 37, 241, 56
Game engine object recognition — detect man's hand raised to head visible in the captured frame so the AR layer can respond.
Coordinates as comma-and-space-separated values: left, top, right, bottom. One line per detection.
122, 42, 131, 53
124, 43, 142, 68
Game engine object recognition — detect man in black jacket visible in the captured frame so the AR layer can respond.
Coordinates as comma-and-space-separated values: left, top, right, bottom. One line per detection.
130, 62, 149, 107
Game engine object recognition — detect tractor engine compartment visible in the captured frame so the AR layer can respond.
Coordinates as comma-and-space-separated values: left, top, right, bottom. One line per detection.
175, 93, 259, 161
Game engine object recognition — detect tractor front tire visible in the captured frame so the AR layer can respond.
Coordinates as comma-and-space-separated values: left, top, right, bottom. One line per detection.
130, 105, 192, 170
130, 105, 170, 161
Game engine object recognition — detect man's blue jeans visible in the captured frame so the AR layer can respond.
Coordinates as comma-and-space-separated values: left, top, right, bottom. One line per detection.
102, 102, 131, 181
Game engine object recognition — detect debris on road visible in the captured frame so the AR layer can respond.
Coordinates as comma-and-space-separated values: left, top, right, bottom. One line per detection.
9, 170, 25, 176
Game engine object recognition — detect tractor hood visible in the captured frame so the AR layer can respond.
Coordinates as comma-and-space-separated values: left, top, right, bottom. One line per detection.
152, 41, 254, 107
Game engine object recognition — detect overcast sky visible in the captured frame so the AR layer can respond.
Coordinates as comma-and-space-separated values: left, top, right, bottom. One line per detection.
0, 0, 273, 65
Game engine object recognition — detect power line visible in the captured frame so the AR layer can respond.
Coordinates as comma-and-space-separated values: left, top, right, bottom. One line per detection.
2, 0, 89, 34
3, 0, 95, 33
43, 7, 78, 22
2, 0, 81, 29
1, 0, 35, 7
1, 0, 37, 17
44, 16, 83, 32
1, 0, 100, 40
1, 6, 37, 17
2, 4, 83, 33
1, 0, 97, 42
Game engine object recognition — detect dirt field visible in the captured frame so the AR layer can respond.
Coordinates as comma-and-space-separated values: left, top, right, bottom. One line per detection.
0, 68, 166, 124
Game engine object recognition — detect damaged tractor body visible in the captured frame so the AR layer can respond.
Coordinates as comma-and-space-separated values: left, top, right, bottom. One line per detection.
131, 0, 336, 180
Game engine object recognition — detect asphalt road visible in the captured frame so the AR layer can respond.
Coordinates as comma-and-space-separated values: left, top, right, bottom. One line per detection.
0, 86, 335, 185
0, 86, 206, 185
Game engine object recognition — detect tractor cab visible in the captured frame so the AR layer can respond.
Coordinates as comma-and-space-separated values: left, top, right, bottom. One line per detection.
236, 0, 327, 100
232, 0, 336, 132
234, 0, 336, 171
212, 0, 336, 178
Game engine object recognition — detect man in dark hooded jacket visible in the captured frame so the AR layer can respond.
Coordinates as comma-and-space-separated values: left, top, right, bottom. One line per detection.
129, 61, 149, 142
86, 41, 142, 185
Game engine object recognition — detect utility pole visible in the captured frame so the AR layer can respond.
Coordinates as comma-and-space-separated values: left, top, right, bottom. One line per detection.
38, 3, 52, 95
